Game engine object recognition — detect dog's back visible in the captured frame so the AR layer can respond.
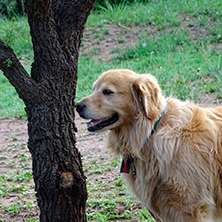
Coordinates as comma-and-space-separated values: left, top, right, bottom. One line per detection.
205, 106, 222, 219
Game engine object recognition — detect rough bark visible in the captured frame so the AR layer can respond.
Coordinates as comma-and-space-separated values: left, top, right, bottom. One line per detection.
0, 0, 95, 221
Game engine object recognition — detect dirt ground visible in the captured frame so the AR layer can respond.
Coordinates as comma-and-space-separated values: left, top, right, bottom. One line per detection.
0, 115, 115, 222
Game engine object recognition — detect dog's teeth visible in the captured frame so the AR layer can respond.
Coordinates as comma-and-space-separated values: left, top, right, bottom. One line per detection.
89, 122, 94, 127
87, 121, 95, 128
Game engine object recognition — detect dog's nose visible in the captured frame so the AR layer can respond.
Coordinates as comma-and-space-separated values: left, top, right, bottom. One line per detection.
75, 102, 86, 114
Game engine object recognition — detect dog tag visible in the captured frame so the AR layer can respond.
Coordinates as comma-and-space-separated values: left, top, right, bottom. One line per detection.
120, 157, 131, 174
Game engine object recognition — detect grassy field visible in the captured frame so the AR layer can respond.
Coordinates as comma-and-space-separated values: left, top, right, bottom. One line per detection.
0, 0, 221, 118
0, 0, 222, 221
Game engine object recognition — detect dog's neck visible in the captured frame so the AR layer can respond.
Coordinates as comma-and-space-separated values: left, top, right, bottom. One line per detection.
107, 112, 163, 158
120, 115, 161, 174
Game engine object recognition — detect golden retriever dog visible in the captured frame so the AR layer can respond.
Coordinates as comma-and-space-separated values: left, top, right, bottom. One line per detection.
76, 69, 222, 222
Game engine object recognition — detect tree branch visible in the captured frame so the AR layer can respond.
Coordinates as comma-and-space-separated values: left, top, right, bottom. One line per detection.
0, 0, 96, 109
24, 0, 95, 83
0, 39, 40, 106
24, 0, 66, 82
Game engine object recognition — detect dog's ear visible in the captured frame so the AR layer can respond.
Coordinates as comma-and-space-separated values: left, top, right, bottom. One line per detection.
131, 74, 160, 120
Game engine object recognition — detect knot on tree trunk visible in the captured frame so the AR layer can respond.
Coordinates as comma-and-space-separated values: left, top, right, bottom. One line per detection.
60, 171, 74, 188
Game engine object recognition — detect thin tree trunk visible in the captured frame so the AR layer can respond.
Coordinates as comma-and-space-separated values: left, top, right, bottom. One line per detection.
0, 0, 96, 221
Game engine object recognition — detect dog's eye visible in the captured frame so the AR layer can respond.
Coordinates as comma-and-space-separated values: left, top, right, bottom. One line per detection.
102, 89, 114, 95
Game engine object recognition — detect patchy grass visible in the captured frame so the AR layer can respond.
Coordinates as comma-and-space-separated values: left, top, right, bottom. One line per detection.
0, 0, 222, 116
82, 152, 153, 221
0, 118, 152, 222
78, 0, 222, 102
0, 136, 38, 221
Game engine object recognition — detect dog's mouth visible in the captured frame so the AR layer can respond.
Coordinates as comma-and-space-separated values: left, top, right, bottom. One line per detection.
87, 113, 119, 132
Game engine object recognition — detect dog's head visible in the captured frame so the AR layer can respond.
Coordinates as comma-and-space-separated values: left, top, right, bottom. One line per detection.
76, 69, 162, 132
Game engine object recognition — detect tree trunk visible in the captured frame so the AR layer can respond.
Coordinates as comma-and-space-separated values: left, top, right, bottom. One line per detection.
0, 0, 96, 221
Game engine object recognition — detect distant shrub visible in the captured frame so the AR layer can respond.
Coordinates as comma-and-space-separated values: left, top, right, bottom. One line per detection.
0, 0, 25, 18
94, 0, 148, 10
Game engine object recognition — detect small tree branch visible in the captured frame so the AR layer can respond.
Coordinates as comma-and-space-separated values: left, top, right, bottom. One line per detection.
24, 0, 95, 83
0, 38, 40, 106
24, 0, 65, 82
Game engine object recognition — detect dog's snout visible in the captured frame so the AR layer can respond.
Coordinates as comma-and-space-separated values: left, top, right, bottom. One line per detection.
76, 102, 86, 114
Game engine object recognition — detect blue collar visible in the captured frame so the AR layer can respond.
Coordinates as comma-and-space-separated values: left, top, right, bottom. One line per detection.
151, 115, 162, 135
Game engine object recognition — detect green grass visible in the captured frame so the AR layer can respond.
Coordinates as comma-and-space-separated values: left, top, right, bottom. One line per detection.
0, 77, 26, 118
0, 16, 33, 58
0, 139, 38, 221
0, 0, 222, 117
84, 154, 153, 221
0, 16, 32, 118
77, 0, 222, 102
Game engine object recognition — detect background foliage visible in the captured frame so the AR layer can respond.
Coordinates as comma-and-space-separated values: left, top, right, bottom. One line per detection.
0, 0, 25, 18
94, 0, 148, 10
0, 0, 222, 118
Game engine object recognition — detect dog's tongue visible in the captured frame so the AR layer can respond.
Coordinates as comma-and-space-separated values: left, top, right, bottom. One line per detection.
87, 119, 102, 128
87, 116, 111, 128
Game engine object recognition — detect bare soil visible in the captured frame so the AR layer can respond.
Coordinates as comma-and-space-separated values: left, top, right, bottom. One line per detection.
80, 23, 157, 61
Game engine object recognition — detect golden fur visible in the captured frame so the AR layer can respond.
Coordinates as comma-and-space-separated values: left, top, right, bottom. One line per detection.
76, 69, 222, 222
